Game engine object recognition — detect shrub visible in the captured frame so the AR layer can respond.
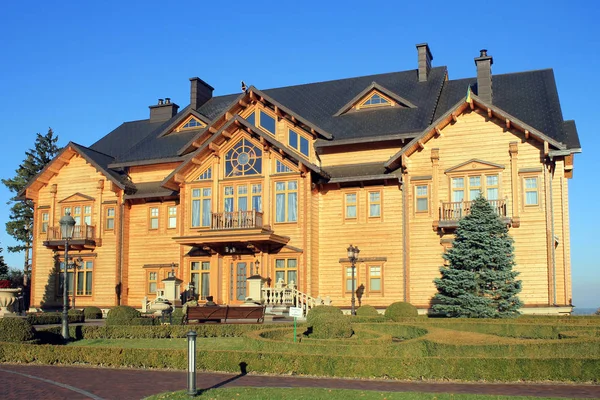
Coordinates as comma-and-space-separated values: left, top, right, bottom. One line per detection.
385, 302, 418, 321
68, 309, 85, 321
309, 313, 353, 339
84, 306, 103, 319
170, 308, 184, 325
306, 305, 343, 326
0, 318, 36, 342
356, 305, 379, 317
106, 306, 141, 326
26, 311, 84, 325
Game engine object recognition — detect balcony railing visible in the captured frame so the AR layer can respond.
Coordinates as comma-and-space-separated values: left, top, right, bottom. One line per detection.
439, 199, 507, 222
46, 225, 96, 241
211, 210, 263, 230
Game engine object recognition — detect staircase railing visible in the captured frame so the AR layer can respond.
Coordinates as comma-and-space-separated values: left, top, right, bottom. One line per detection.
261, 286, 328, 317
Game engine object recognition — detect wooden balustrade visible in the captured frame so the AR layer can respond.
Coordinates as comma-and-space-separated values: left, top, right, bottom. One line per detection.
46, 225, 96, 241
211, 210, 263, 230
439, 199, 507, 221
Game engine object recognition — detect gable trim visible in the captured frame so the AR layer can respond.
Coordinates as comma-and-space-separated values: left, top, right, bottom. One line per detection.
334, 82, 417, 117
58, 193, 96, 203
157, 108, 211, 139
444, 159, 505, 173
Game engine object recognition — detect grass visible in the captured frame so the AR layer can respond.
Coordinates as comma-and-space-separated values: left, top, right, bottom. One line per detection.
144, 387, 572, 400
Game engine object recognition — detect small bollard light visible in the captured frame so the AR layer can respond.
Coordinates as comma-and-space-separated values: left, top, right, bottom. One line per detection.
187, 330, 197, 396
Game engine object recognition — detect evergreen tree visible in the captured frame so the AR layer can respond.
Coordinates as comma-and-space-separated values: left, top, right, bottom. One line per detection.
2, 128, 60, 253
433, 194, 522, 318
0, 243, 9, 280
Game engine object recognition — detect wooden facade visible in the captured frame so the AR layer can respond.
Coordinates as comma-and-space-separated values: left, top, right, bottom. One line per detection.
23, 46, 580, 313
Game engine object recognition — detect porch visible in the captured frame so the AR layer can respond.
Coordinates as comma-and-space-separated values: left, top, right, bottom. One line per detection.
43, 225, 97, 250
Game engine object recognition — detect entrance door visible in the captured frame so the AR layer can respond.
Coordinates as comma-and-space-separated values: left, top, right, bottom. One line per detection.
230, 261, 249, 303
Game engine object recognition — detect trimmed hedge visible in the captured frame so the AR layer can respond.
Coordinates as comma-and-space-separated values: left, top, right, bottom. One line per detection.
309, 313, 353, 339
26, 312, 85, 325
306, 305, 343, 326
356, 305, 379, 317
385, 302, 418, 320
0, 318, 36, 342
106, 306, 142, 326
0, 342, 598, 382
84, 306, 103, 320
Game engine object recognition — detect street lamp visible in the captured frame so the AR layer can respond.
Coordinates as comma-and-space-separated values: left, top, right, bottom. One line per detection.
59, 212, 76, 340
347, 244, 360, 315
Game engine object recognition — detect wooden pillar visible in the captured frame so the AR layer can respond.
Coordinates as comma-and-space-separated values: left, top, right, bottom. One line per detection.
431, 149, 440, 219
543, 163, 554, 305
96, 180, 104, 240
509, 142, 520, 227
402, 170, 410, 303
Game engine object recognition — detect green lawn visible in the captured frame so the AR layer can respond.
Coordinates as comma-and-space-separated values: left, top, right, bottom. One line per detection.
144, 387, 572, 400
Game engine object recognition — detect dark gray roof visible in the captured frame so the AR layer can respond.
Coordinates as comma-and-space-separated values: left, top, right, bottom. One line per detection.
325, 163, 390, 179
87, 65, 580, 168
434, 69, 577, 149
124, 181, 177, 200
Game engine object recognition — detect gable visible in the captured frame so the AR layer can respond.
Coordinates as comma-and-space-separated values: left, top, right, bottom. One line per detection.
175, 115, 206, 132
333, 82, 418, 116
58, 192, 96, 203
445, 159, 505, 174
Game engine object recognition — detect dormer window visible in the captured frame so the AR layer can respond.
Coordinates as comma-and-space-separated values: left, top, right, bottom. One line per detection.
243, 108, 276, 136
357, 92, 394, 110
175, 116, 206, 132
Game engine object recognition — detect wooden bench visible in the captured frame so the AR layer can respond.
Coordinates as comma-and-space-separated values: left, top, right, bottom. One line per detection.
184, 305, 265, 324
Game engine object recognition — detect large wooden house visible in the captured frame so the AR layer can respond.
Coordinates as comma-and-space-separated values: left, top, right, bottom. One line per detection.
21, 44, 581, 314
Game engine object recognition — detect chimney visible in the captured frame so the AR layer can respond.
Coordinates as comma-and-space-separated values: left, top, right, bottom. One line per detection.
189, 77, 214, 110
416, 43, 433, 82
149, 98, 179, 122
474, 49, 493, 103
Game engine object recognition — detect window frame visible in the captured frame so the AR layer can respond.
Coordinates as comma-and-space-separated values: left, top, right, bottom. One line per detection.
60, 258, 94, 297
273, 179, 299, 224
148, 206, 159, 231
147, 270, 158, 295
356, 91, 395, 110
62, 202, 93, 226
167, 205, 177, 230
175, 116, 206, 132
522, 175, 540, 207
414, 184, 429, 213
367, 264, 383, 294
367, 189, 382, 220
344, 191, 358, 221
274, 258, 299, 287
40, 210, 49, 234
448, 172, 502, 202
288, 128, 311, 158
343, 264, 358, 294
190, 260, 211, 300
104, 206, 115, 231
190, 185, 212, 228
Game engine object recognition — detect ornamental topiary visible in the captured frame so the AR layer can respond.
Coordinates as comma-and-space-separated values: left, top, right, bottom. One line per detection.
306, 305, 343, 326
384, 302, 418, 321
309, 313, 353, 339
0, 317, 36, 342
106, 306, 141, 326
356, 304, 379, 317
83, 306, 103, 319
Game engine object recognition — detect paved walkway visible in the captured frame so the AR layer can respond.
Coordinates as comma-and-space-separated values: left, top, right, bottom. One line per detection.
1, 364, 599, 399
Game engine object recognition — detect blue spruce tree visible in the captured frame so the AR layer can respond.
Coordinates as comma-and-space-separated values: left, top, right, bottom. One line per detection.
433, 194, 522, 318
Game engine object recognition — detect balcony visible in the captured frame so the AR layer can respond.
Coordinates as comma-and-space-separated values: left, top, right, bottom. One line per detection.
210, 210, 263, 230
43, 225, 97, 250
436, 199, 510, 230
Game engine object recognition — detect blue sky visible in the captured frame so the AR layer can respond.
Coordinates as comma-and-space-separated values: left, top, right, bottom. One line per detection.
1, 1, 598, 309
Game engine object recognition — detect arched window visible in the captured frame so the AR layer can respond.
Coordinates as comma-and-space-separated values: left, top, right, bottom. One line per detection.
225, 138, 262, 177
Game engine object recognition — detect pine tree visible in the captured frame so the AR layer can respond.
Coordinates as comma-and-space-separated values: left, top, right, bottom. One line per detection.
2, 128, 60, 253
0, 243, 9, 280
433, 194, 522, 318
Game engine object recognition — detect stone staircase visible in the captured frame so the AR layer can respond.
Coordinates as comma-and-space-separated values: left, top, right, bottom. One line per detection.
261, 286, 330, 318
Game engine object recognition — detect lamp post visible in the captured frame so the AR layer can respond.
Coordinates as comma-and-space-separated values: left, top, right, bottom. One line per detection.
59, 212, 76, 340
347, 244, 360, 316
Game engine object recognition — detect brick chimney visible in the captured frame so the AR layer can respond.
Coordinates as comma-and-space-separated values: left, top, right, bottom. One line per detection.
475, 49, 493, 103
149, 98, 179, 122
416, 43, 433, 82
189, 77, 214, 110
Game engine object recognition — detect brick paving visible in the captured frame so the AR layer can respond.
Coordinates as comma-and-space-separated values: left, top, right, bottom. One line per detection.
1, 364, 599, 399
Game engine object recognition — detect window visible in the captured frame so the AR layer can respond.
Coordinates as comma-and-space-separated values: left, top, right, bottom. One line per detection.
225, 138, 262, 177
345, 266, 357, 293
415, 185, 428, 212
469, 176, 481, 200
149, 207, 159, 230
246, 112, 256, 126
486, 175, 499, 200
40, 211, 49, 233
451, 174, 500, 202
258, 110, 276, 135
275, 259, 298, 286
223, 184, 261, 213
368, 191, 381, 218
167, 206, 177, 229
345, 193, 357, 219
191, 261, 210, 300
148, 271, 158, 294
451, 177, 465, 202
275, 181, 298, 223
197, 167, 212, 181
181, 116, 205, 130
63, 203, 92, 226
275, 160, 293, 173
105, 207, 115, 230
524, 177, 539, 206
191, 187, 212, 227
252, 184, 262, 212
288, 129, 310, 157
362, 93, 390, 107
60, 259, 93, 296
368, 265, 382, 292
